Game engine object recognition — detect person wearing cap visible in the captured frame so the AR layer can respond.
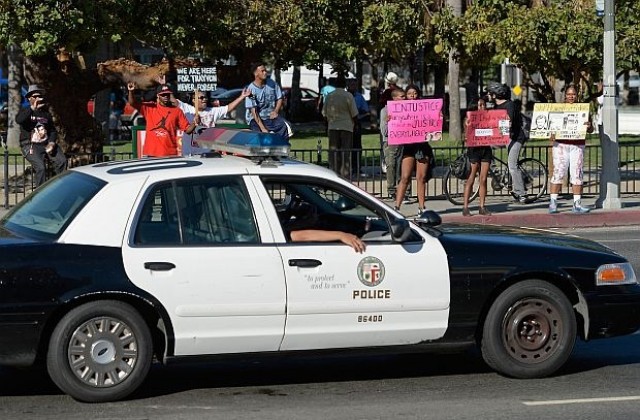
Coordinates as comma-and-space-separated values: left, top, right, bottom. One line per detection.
127, 82, 197, 157
378, 72, 400, 111
15, 85, 67, 187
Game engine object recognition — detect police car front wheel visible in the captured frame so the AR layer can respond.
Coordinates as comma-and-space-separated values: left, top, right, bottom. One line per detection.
46, 300, 153, 402
481, 280, 577, 379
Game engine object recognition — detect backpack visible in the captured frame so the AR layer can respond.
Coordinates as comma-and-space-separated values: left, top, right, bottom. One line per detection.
519, 113, 531, 142
451, 152, 471, 180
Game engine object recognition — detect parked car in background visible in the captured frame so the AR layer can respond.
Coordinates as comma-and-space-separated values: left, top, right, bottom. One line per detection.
282, 87, 322, 121
210, 88, 245, 119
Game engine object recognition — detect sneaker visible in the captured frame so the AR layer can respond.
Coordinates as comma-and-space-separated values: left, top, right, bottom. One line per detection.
548, 199, 558, 214
417, 208, 425, 217
462, 208, 472, 217
394, 205, 401, 211
514, 194, 528, 204
572, 200, 591, 214
478, 207, 492, 216
381, 163, 387, 174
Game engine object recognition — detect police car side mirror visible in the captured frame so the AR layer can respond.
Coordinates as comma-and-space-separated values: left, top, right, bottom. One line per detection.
390, 218, 411, 242
415, 210, 441, 226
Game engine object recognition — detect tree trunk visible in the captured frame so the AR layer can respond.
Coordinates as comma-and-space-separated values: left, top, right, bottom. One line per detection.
7, 44, 24, 148
289, 66, 302, 121
447, 0, 462, 142
24, 54, 104, 155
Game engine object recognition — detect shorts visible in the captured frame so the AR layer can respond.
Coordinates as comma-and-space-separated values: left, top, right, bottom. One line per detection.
467, 146, 493, 163
550, 141, 584, 186
402, 142, 433, 161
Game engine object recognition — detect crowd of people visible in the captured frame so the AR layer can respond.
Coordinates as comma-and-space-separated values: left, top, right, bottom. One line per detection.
16, 65, 599, 219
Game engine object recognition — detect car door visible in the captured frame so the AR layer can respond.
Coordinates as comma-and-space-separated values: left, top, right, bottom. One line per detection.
254, 176, 450, 351
122, 175, 286, 356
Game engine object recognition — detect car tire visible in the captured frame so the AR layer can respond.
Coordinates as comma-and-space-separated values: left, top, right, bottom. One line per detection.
46, 300, 153, 402
481, 280, 576, 379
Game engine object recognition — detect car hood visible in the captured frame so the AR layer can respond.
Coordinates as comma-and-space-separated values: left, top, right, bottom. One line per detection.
434, 223, 617, 255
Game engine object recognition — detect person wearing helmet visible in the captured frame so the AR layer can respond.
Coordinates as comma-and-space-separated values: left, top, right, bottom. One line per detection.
486, 82, 526, 203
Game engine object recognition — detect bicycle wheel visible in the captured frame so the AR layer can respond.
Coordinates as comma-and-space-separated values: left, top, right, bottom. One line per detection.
443, 167, 479, 206
518, 157, 548, 203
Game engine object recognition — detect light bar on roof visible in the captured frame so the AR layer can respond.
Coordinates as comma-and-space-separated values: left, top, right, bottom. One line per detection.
193, 127, 290, 157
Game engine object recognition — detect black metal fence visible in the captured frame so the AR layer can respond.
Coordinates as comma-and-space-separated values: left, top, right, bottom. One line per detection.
3, 143, 640, 209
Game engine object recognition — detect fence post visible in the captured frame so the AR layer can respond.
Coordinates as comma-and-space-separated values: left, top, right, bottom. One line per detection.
2, 132, 8, 209
316, 138, 322, 166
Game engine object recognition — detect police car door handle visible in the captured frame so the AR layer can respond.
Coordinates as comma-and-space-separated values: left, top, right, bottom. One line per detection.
288, 259, 322, 268
144, 262, 176, 271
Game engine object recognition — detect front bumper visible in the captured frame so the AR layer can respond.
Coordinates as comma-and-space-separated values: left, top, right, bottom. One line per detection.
585, 285, 640, 339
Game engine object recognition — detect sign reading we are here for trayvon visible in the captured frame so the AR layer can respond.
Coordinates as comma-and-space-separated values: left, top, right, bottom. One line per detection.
465, 109, 510, 147
176, 67, 217, 92
388, 99, 443, 145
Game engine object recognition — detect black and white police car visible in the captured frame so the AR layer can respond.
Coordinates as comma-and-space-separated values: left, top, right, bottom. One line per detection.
1, 128, 639, 402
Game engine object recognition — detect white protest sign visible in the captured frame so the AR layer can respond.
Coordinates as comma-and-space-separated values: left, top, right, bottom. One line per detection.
176, 67, 218, 92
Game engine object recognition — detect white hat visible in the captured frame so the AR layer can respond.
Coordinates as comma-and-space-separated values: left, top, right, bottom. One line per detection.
385, 72, 399, 84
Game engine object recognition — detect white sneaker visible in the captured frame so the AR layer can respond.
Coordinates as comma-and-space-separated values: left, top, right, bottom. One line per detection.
572, 200, 591, 214
548, 199, 558, 214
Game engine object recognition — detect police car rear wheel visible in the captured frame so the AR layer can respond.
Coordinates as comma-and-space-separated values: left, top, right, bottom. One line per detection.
47, 301, 153, 402
481, 280, 576, 379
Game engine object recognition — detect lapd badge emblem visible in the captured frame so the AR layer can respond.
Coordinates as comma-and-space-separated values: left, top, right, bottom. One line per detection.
357, 256, 385, 287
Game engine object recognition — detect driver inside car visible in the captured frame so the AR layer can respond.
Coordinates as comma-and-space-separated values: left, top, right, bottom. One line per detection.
277, 193, 367, 253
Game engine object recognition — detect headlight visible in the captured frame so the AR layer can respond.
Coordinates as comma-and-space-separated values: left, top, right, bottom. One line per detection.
596, 262, 638, 286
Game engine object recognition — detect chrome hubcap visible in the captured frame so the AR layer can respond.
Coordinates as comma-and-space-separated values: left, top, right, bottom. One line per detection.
68, 317, 139, 387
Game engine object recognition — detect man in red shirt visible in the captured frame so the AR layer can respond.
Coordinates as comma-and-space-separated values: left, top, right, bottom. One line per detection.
127, 83, 196, 156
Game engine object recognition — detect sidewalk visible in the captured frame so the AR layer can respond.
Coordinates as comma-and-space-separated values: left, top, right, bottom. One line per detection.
393, 194, 640, 229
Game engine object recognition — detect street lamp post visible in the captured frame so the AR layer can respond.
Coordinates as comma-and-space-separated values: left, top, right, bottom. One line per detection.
597, 0, 621, 209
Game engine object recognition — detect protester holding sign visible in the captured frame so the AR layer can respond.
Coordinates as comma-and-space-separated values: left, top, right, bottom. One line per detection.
486, 82, 526, 203
548, 85, 594, 214
394, 85, 436, 215
461, 98, 494, 216
178, 88, 251, 127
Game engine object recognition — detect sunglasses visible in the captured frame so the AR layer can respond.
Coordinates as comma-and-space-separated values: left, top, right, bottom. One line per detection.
158, 93, 171, 97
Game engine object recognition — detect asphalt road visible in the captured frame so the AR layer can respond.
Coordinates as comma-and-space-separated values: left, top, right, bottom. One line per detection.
1, 227, 639, 419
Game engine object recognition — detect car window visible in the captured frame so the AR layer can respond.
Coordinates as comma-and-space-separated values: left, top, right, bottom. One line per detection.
133, 176, 259, 246
2, 172, 106, 240
262, 177, 393, 242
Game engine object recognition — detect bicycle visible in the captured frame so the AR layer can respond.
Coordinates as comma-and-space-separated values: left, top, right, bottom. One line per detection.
443, 152, 548, 206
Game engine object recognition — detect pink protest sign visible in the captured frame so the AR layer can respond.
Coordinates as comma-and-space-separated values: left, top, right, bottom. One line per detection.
387, 99, 443, 145
465, 109, 510, 147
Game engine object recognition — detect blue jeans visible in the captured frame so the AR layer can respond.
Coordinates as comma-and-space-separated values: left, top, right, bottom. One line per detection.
249, 116, 290, 143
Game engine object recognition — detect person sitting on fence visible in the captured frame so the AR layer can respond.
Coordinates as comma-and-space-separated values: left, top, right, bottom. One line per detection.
15, 85, 67, 187
462, 98, 492, 217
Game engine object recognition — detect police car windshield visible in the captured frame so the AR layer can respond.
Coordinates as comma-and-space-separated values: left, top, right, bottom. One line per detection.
2, 172, 106, 241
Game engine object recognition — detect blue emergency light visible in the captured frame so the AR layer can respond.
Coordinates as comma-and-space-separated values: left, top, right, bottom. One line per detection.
193, 127, 290, 158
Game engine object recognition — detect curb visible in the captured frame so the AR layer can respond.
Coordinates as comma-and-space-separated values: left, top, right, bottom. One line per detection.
440, 210, 640, 228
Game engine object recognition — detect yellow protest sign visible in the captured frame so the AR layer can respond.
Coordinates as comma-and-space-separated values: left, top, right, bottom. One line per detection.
529, 103, 590, 140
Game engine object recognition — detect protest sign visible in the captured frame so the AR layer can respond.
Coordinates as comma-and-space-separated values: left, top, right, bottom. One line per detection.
465, 109, 510, 147
176, 67, 218, 92
387, 99, 443, 145
529, 103, 590, 140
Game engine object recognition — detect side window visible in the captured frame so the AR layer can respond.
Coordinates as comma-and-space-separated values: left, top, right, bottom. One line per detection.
133, 177, 259, 246
262, 178, 390, 242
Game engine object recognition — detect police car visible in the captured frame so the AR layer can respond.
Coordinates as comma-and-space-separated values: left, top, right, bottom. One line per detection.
1, 128, 639, 402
